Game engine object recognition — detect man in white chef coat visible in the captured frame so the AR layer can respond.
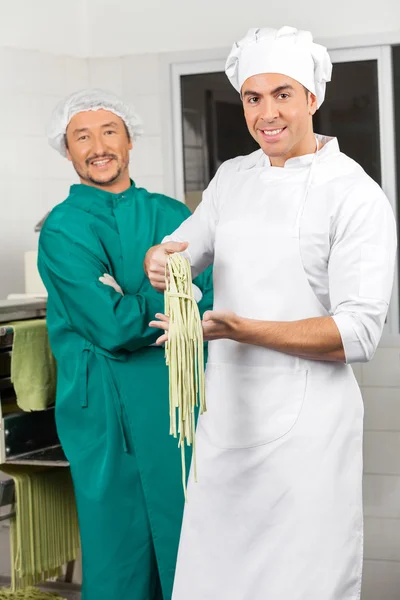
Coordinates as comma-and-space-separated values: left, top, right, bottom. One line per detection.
144, 26, 397, 600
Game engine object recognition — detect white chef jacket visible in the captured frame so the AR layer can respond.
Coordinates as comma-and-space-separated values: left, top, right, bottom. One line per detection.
166, 134, 397, 363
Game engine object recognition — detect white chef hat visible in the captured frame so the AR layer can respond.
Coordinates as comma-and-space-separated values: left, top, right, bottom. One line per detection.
225, 26, 332, 108
47, 89, 143, 157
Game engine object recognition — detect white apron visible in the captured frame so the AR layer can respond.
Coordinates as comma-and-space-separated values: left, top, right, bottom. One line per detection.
172, 153, 364, 600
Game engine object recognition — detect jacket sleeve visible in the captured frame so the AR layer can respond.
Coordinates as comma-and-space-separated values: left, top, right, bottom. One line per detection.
38, 224, 163, 354
329, 183, 397, 363
163, 166, 223, 278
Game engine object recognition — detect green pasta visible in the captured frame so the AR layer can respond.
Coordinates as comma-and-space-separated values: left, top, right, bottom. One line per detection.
1, 466, 80, 592
0, 586, 67, 599
164, 253, 206, 500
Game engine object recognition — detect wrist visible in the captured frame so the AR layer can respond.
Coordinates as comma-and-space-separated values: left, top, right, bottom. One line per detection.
232, 316, 250, 343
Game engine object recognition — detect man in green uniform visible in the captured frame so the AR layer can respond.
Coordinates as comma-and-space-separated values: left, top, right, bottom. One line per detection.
38, 89, 213, 600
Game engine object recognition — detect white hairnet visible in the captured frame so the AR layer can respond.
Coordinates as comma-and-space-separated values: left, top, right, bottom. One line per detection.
225, 26, 332, 108
47, 89, 143, 157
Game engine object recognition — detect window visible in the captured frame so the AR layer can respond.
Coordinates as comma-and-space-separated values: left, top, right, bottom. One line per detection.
313, 60, 381, 184
181, 72, 258, 210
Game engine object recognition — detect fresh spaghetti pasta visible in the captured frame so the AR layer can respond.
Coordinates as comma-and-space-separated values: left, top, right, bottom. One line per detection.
1, 466, 80, 592
164, 253, 206, 499
0, 586, 68, 599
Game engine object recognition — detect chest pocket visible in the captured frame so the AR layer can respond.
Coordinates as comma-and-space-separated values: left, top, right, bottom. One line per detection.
199, 362, 308, 449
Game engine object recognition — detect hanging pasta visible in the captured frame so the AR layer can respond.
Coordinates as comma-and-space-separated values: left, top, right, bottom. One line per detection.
0, 586, 68, 599
164, 253, 206, 500
1, 465, 80, 592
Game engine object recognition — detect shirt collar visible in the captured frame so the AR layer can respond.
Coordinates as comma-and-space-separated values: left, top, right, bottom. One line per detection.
261, 134, 340, 169
66, 179, 137, 212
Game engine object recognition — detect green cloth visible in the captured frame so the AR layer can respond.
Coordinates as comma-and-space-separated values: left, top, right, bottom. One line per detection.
0, 588, 67, 599
37, 181, 213, 600
1, 465, 80, 592
8, 320, 56, 412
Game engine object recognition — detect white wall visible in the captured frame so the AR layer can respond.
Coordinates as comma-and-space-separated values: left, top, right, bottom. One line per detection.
2, 0, 399, 58
0, 0, 88, 297
0, 0, 87, 56
0, 48, 89, 297
86, 0, 400, 56
354, 348, 400, 600
88, 54, 165, 194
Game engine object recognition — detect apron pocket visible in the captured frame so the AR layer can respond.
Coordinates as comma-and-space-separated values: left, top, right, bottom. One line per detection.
200, 362, 308, 449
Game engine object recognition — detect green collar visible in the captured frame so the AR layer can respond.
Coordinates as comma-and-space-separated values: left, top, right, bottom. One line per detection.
67, 179, 137, 212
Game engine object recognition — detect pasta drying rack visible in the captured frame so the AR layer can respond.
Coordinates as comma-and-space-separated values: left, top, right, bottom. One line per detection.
0, 299, 68, 522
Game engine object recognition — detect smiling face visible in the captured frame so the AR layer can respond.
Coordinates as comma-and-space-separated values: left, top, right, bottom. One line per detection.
241, 73, 318, 166
65, 109, 132, 193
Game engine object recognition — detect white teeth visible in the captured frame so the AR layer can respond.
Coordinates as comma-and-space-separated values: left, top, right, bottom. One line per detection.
93, 159, 111, 166
263, 128, 283, 136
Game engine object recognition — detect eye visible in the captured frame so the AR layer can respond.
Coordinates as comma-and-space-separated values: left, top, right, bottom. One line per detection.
105, 130, 116, 136
77, 135, 88, 142
278, 93, 290, 100
248, 96, 259, 104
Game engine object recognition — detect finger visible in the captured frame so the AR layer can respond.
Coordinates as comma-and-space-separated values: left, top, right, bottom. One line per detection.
156, 333, 168, 345
201, 326, 214, 342
149, 274, 166, 284
144, 245, 167, 274
202, 310, 213, 322
165, 241, 189, 254
148, 262, 167, 271
154, 313, 170, 322
203, 310, 227, 324
99, 277, 113, 286
148, 267, 167, 277
202, 331, 218, 343
149, 320, 169, 331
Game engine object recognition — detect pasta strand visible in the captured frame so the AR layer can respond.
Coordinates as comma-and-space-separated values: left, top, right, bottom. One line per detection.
164, 254, 206, 500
